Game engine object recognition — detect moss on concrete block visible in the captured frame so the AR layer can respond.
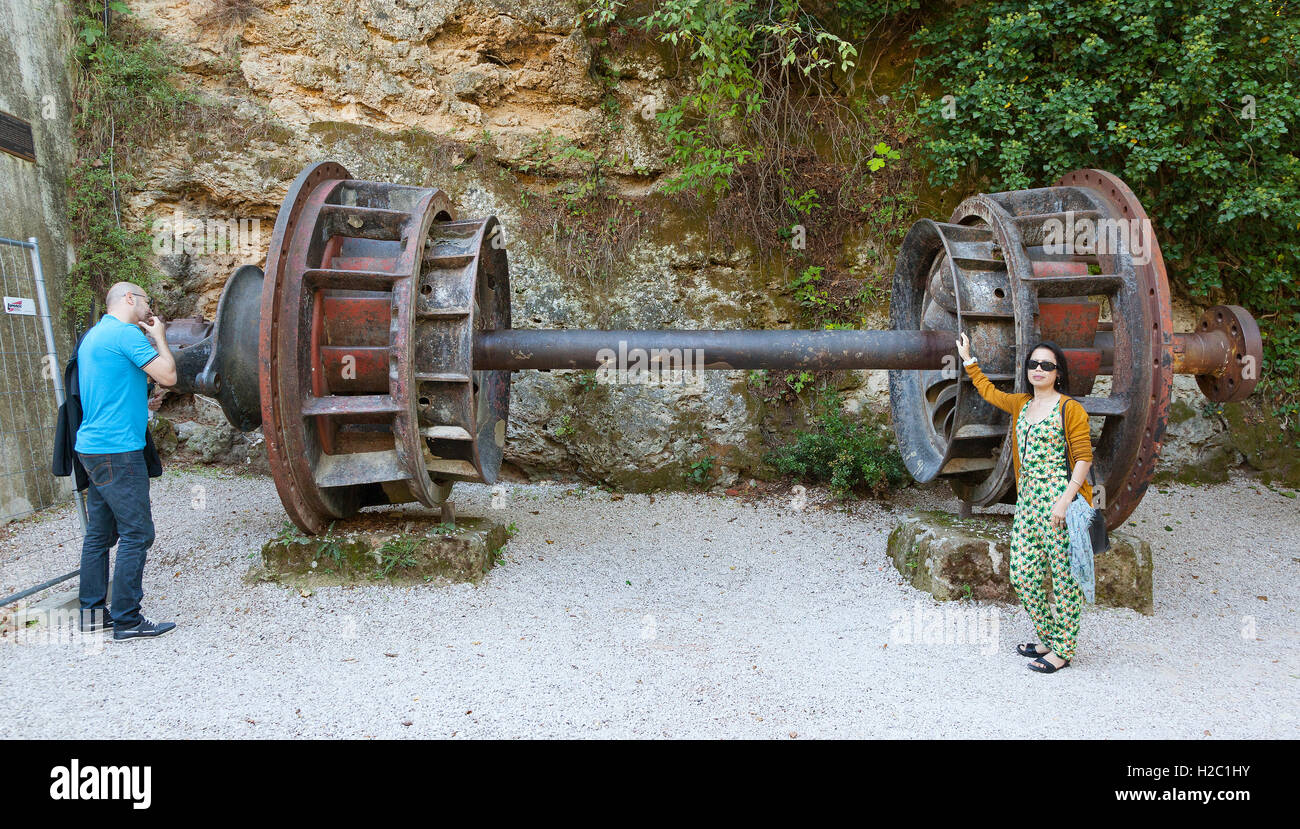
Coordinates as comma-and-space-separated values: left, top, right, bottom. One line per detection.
1168, 399, 1197, 425
1095, 531, 1153, 616
1223, 403, 1300, 487
887, 511, 1153, 614
248, 513, 511, 589
150, 416, 177, 456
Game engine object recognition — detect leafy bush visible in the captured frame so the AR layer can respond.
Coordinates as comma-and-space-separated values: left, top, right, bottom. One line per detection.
586, 0, 857, 195
904, 0, 1300, 415
765, 394, 906, 498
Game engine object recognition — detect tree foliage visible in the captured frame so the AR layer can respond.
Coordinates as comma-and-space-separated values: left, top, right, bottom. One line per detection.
905, 0, 1300, 411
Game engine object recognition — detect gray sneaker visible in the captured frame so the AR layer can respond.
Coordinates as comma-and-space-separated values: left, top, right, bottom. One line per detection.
113, 616, 176, 640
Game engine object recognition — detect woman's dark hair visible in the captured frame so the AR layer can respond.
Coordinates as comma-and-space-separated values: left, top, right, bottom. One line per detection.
1025, 340, 1071, 394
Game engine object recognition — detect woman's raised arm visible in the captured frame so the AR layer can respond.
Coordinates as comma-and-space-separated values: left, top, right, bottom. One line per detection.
956, 332, 1020, 414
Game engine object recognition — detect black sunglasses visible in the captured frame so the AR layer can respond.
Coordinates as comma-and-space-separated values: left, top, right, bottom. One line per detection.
1026, 359, 1058, 372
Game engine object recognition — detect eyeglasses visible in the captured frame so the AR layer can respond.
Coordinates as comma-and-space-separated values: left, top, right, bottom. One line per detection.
130, 293, 151, 304
1026, 359, 1058, 372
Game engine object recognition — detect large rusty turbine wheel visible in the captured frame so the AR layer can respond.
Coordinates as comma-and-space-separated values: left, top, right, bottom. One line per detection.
889, 169, 1262, 529
259, 162, 510, 534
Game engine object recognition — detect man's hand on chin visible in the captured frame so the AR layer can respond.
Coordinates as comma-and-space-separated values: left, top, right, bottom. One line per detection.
140, 314, 166, 342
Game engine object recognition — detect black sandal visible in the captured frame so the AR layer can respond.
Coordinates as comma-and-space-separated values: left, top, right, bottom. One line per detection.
1017, 643, 1049, 657
1027, 656, 1070, 673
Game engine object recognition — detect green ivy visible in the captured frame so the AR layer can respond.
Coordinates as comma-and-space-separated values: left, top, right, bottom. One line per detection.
64, 161, 157, 317
65, 1, 195, 323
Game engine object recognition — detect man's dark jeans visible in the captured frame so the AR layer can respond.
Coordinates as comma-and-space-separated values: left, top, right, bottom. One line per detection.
77, 449, 155, 628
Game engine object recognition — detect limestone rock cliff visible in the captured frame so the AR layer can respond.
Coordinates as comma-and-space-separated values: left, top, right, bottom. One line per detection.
107, 0, 1247, 490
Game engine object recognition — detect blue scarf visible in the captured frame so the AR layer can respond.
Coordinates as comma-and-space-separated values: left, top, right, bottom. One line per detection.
1064, 496, 1098, 603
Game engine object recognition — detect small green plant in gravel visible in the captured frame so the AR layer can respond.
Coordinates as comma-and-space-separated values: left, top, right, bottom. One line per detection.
491, 522, 520, 565
315, 523, 345, 566
274, 521, 308, 546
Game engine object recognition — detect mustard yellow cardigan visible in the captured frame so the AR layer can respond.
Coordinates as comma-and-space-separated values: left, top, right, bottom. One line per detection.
964, 360, 1094, 507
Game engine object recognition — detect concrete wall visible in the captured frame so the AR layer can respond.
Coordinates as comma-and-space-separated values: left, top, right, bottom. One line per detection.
0, 0, 76, 522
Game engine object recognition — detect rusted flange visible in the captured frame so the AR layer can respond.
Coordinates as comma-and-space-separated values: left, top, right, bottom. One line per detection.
1191, 304, 1262, 402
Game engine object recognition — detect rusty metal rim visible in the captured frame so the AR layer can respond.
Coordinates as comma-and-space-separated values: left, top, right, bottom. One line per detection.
1056, 168, 1173, 529
889, 219, 958, 483
463, 217, 494, 481
948, 195, 1031, 507
260, 161, 351, 534
280, 176, 354, 533
390, 188, 445, 508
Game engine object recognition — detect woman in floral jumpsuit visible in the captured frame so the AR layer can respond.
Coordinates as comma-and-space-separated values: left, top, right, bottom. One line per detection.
956, 334, 1095, 674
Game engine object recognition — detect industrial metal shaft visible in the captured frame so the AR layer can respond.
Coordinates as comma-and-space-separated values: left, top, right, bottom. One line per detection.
472, 329, 955, 371
471, 328, 1244, 375
166, 315, 1248, 400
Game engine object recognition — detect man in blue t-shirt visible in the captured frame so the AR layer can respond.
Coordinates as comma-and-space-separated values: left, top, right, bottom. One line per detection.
76, 282, 179, 640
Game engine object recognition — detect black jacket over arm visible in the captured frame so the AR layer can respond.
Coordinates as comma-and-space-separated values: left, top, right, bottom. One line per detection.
52, 330, 162, 491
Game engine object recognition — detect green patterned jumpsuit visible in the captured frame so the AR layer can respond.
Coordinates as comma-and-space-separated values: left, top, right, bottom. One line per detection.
1010, 397, 1084, 661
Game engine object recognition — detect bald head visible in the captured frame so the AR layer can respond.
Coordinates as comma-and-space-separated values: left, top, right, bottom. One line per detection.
106, 282, 143, 305
106, 282, 151, 324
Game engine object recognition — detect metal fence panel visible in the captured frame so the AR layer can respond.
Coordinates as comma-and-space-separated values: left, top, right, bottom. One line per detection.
0, 235, 84, 606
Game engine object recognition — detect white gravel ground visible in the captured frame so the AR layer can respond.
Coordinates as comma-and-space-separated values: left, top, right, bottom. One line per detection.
1, 467, 1296, 739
